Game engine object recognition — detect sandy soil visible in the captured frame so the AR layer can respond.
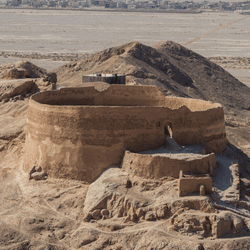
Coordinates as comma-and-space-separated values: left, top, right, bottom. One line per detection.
0, 56, 66, 71
0, 10, 249, 56
0, 9, 249, 83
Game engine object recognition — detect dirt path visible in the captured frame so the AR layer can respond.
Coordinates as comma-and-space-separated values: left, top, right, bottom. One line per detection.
182, 15, 250, 46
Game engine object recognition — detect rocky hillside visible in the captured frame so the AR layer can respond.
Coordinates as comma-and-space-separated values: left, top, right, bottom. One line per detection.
54, 41, 250, 111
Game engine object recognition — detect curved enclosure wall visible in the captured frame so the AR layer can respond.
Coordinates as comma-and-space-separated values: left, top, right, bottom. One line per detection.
23, 85, 227, 182
121, 151, 217, 179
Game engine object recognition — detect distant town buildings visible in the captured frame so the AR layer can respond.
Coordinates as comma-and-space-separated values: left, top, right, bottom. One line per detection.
2, 0, 250, 14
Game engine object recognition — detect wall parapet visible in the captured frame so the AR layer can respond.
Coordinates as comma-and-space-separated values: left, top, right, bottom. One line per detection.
121, 150, 217, 179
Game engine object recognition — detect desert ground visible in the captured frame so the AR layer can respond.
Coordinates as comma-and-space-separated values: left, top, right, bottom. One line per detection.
1, 40, 250, 249
0, 9, 249, 86
1, 9, 250, 250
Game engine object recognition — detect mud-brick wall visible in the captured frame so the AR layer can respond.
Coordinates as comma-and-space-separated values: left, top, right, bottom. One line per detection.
23, 104, 169, 183
162, 96, 227, 153
35, 85, 167, 107
121, 151, 217, 179
171, 106, 227, 153
23, 85, 226, 182
178, 176, 213, 197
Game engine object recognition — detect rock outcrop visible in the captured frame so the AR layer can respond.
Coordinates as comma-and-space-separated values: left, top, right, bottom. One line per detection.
82, 168, 215, 222
0, 79, 35, 102
0, 60, 56, 92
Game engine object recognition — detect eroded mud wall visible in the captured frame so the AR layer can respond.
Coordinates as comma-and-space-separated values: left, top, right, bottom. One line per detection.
23, 104, 168, 182
23, 85, 226, 182
178, 177, 213, 196
121, 151, 217, 179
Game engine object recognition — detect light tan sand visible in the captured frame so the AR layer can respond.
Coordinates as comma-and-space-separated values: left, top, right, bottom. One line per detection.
0, 9, 249, 83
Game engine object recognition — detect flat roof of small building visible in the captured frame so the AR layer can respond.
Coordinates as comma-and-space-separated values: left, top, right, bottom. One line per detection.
83, 73, 125, 77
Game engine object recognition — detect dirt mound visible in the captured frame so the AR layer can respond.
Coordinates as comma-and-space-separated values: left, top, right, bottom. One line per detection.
54, 41, 250, 111
0, 60, 55, 81
154, 41, 250, 111
0, 60, 56, 93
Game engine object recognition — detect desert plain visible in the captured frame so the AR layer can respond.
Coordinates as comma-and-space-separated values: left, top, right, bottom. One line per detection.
0, 9, 250, 86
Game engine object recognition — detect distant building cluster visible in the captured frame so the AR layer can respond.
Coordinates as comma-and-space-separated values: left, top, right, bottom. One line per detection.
2, 0, 250, 13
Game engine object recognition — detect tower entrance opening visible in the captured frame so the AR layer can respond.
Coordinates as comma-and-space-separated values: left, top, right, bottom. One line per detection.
164, 123, 173, 138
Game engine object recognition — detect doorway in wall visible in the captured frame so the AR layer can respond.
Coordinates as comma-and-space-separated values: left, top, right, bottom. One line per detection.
164, 123, 173, 138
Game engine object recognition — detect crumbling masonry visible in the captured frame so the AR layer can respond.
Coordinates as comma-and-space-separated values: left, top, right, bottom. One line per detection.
23, 85, 227, 183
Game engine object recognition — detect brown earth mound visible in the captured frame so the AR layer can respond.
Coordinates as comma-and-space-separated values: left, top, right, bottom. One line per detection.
0, 60, 55, 81
0, 60, 56, 93
54, 41, 250, 111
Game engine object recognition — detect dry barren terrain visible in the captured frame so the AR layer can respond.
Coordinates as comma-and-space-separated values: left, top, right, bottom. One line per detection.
1, 40, 250, 249
0, 8, 250, 249
0, 9, 249, 85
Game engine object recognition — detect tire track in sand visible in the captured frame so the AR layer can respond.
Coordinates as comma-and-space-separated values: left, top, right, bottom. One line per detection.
182, 15, 250, 46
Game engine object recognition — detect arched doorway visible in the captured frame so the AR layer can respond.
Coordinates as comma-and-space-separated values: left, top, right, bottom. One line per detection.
164, 123, 173, 138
